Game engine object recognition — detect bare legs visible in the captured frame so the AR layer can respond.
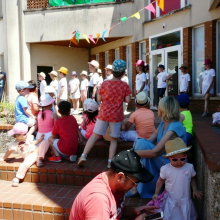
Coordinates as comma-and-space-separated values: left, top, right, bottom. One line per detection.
72, 99, 79, 112
204, 93, 210, 113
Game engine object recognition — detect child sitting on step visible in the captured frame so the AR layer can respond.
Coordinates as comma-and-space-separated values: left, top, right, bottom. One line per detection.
48, 101, 83, 163
0, 123, 48, 186
177, 94, 193, 146
152, 137, 203, 220
80, 99, 102, 140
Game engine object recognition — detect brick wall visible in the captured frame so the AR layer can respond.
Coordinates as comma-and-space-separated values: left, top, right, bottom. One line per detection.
119, 46, 126, 61
99, 52, 105, 79
189, 99, 219, 113
145, 38, 149, 65
108, 49, 115, 64
27, 0, 49, 9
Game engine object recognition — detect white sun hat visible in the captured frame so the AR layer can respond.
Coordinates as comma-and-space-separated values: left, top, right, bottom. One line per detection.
49, 71, 58, 77
40, 94, 55, 107
80, 71, 88, 76
88, 60, 99, 69
38, 72, 46, 79
135, 92, 150, 106
105, 64, 112, 70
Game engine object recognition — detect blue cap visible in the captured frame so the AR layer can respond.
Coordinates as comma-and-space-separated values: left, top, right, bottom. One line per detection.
158, 64, 165, 69
112, 59, 126, 72
15, 81, 34, 91
177, 94, 190, 107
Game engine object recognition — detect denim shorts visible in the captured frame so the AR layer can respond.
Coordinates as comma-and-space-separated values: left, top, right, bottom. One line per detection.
93, 119, 122, 138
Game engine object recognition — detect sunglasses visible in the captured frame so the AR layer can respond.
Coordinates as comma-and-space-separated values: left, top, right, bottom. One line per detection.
126, 175, 138, 187
170, 156, 187, 162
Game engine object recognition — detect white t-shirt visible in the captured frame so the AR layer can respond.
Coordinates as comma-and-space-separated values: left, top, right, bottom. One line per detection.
121, 76, 129, 84
69, 78, 80, 94
135, 73, 148, 91
50, 80, 58, 91
40, 80, 47, 96
89, 72, 99, 87
202, 69, 215, 86
106, 74, 113, 80
157, 72, 169, 88
58, 77, 68, 100
179, 73, 190, 92
80, 78, 89, 91
97, 76, 103, 87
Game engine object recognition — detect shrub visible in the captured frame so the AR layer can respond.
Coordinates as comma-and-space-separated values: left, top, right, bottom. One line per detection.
0, 99, 16, 125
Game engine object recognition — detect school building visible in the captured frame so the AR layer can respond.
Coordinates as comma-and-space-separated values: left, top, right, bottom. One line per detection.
0, 0, 220, 111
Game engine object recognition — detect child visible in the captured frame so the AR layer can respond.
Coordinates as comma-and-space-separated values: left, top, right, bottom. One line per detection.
38, 72, 47, 96
78, 59, 131, 168
0, 123, 48, 186
48, 101, 83, 162
177, 93, 193, 146
212, 105, 220, 125
80, 71, 89, 110
15, 81, 36, 127
105, 64, 113, 80
80, 100, 102, 140
57, 67, 68, 102
179, 64, 190, 94
121, 92, 155, 141
152, 138, 203, 220
69, 71, 80, 114
36, 93, 58, 141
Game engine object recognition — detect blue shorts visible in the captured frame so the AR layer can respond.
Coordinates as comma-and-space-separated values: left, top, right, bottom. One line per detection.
158, 88, 166, 98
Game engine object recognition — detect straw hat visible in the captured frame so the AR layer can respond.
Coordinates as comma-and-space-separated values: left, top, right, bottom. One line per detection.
135, 92, 150, 106
163, 137, 191, 158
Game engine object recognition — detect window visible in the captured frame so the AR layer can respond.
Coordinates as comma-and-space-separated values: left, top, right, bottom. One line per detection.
105, 51, 109, 67
96, 54, 99, 64
149, 0, 189, 19
0, 0, 3, 18
192, 26, 205, 95
217, 21, 220, 94
126, 45, 132, 90
115, 48, 119, 60
139, 42, 146, 62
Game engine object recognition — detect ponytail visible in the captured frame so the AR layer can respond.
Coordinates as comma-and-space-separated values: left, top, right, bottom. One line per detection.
85, 110, 98, 126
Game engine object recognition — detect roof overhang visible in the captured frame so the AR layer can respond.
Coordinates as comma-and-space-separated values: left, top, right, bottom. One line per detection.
209, 0, 220, 10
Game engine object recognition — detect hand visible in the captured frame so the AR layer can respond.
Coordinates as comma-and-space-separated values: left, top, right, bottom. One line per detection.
135, 213, 147, 220
193, 189, 203, 200
152, 193, 158, 201
41, 134, 45, 139
134, 205, 160, 216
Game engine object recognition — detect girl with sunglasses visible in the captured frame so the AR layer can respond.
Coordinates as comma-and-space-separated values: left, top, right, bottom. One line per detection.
152, 138, 203, 220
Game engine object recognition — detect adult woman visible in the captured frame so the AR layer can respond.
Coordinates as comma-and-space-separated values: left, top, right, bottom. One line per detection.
200, 59, 215, 117
129, 96, 187, 199
49, 71, 58, 96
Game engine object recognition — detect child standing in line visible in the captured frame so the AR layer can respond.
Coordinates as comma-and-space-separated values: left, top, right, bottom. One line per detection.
80, 100, 102, 140
80, 71, 89, 110
178, 93, 193, 146
48, 101, 83, 163
0, 123, 48, 186
57, 67, 68, 102
78, 59, 131, 168
179, 64, 191, 94
38, 72, 47, 96
152, 138, 203, 220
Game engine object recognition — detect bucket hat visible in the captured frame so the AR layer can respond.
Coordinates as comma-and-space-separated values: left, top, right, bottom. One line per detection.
7, 123, 28, 136
80, 71, 88, 76
204, 59, 212, 65
105, 64, 113, 70
49, 71, 58, 77
57, 67, 68, 75
134, 60, 145, 66
112, 59, 126, 72
97, 69, 102, 74
15, 81, 34, 91
163, 137, 191, 158
38, 72, 46, 79
88, 60, 99, 69
135, 92, 150, 106
39, 94, 55, 107
71, 71, 77, 76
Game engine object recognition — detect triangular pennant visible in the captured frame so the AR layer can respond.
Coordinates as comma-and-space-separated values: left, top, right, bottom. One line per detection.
96, 33, 100, 44
109, 24, 117, 35
89, 35, 96, 44
76, 32, 80, 43
156, 0, 164, 11
72, 31, 76, 35
83, 34, 90, 43
131, 12, 141, 19
145, 4, 156, 15
102, 30, 107, 42
71, 35, 78, 46
120, 17, 127, 22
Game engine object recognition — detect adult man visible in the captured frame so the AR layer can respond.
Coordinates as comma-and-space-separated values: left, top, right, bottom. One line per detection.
0, 67, 6, 102
70, 150, 158, 220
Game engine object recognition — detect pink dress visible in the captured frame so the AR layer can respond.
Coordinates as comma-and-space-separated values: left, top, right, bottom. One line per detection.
159, 163, 198, 220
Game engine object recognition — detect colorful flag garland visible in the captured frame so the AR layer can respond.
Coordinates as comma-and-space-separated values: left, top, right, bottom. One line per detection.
69, 0, 164, 46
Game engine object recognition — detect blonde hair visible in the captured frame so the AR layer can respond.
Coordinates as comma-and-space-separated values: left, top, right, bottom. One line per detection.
158, 96, 180, 122
52, 76, 58, 81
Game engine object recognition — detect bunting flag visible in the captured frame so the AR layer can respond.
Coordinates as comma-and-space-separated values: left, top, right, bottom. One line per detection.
71, 35, 78, 46
131, 12, 141, 19
89, 35, 96, 44
83, 34, 90, 43
72, 31, 76, 35
76, 32, 80, 43
145, 4, 156, 15
109, 24, 117, 35
102, 30, 107, 42
120, 17, 128, 22
156, 0, 164, 11
96, 33, 100, 44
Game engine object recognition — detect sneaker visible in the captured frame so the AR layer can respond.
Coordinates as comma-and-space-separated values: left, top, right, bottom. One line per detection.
69, 155, 77, 163
48, 155, 62, 162
107, 161, 111, 169
77, 155, 87, 167
202, 112, 208, 117
73, 110, 79, 115
12, 178, 19, 187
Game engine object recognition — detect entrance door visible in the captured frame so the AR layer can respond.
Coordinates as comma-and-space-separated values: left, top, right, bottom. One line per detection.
150, 46, 181, 109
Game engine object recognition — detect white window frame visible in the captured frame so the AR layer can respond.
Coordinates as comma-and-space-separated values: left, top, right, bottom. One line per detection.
105, 51, 109, 67
115, 48, 120, 60
148, 0, 189, 20
96, 54, 99, 63
192, 25, 205, 96
139, 41, 146, 62
126, 45, 133, 90
217, 20, 220, 95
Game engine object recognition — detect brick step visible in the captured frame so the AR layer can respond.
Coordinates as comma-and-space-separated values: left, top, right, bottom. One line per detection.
0, 180, 150, 220
0, 155, 111, 185
77, 140, 134, 158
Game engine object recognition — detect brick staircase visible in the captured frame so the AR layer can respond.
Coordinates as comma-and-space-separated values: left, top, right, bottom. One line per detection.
0, 140, 150, 220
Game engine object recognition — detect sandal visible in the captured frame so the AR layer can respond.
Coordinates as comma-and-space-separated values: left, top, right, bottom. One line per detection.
12, 178, 19, 187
